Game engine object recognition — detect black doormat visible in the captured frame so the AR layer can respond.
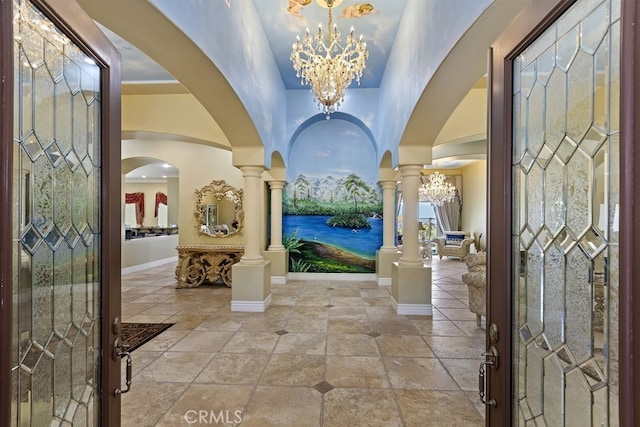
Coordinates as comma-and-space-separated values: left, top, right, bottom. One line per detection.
121, 323, 175, 354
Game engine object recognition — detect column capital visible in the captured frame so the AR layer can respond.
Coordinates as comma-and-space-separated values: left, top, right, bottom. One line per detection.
398, 164, 423, 178
268, 180, 286, 190
378, 180, 397, 190
239, 165, 265, 178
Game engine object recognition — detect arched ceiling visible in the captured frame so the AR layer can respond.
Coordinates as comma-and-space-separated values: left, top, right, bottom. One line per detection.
79, 0, 529, 167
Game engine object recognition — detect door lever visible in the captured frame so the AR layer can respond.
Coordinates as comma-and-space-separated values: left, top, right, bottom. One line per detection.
479, 346, 498, 406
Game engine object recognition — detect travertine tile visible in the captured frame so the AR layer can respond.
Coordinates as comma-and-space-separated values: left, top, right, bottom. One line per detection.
220, 331, 279, 354
121, 382, 189, 427
169, 330, 233, 353
241, 386, 322, 427
259, 354, 325, 386
424, 335, 485, 359
440, 358, 481, 391
156, 384, 253, 426
376, 335, 435, 358
384, 357, 459, 390
323, 388, 402, 427
136, 351, 214, 383
195, 353, 270, 385
395, 389, 483, 426
326, 356, 388, 388
273, 333, 327, 355
327, 334, 378, 356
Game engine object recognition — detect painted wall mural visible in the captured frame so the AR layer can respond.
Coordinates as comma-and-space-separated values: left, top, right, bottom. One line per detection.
284, 118, 382, 273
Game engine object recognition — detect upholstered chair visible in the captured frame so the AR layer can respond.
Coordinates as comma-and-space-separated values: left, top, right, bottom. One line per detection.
461, 251, 486, 326
434, 231, 474, 260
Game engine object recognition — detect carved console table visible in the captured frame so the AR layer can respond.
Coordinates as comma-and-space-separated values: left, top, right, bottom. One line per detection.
175, 245, 244, 288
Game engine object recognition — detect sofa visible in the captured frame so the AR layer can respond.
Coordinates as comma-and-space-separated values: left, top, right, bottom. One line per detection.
434, 231, 473, 260
461, 252, 486, 326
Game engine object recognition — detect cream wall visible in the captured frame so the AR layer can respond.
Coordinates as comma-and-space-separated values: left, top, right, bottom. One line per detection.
461, 160, 487, 251
435, 86, 487, 146
124, 182, 168, 227
122, 139, 244, 246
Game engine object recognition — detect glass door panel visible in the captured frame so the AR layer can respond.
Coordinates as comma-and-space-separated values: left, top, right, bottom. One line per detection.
11, 1, 102, 424
511, 0, 620, 424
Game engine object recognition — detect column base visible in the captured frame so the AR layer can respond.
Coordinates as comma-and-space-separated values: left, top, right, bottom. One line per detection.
376, 250, 401, 286
231, 261, 272, 312
391, 262, 432, 316
264, 249, 289, 284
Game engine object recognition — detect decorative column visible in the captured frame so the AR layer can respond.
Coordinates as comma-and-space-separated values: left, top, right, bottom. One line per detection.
267, 181, 285, 250
398, 165, 423, 267
264, 181, 289, 284
376, 180, 401, 286
231, 166, 272, 312
391, 164, 432, 316
239, 166, 264, 264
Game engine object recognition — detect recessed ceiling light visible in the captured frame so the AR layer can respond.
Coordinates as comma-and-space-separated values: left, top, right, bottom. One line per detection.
162, 175, 167, 178
162, 164, 171, 168
142, 175, 146, 178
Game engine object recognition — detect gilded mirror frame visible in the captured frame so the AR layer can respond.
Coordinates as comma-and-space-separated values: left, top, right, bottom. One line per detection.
194, 180, 244, 237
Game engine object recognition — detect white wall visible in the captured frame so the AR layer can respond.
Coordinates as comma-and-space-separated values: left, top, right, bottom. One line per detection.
461, 160, 487, 251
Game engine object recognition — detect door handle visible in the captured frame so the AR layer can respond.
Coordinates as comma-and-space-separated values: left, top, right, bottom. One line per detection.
479, 346, 498, 407
112, 316, 133, 396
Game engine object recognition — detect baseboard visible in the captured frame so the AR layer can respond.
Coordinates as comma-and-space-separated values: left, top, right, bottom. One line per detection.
288, 273, 377, 281
231, 294, 272, 312
271, 276, 287, 285
378, 277, 391, 286
121, 256, 177, 275
391, 298, 432, 316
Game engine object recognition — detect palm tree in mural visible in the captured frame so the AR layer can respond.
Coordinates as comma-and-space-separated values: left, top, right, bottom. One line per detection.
344, 173, 370, 213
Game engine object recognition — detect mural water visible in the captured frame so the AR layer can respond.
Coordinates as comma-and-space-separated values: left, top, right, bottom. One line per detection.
284, 118, 382, 273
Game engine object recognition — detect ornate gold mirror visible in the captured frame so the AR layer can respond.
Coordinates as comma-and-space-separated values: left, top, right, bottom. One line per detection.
194, 180, 244, 237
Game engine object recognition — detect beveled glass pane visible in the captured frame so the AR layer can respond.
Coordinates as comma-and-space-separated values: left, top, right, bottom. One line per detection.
567, 50, 594, 141
565, 368, 592, 426
543, 244, 565, 349
512, 1, 618, 422
566, 148, 591, 236
544, 157, 565, 235
527, 163, 544, 234
34, 64, 55, 148
542, 355, 563, 425
594, 32, 609, 131
527, 82, 545, 156
545, 68, 567, 150
580, 2, 608, 54
565, 246, 592, 364
526, 243, 543, 337
526, 343, 544, 417
54, 79, 73, 155
609, 22, 620, 133
12, 2, 102, 425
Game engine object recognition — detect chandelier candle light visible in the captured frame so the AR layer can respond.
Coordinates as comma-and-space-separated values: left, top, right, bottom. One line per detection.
290, 0, 368, 118
419, 172, 457, 206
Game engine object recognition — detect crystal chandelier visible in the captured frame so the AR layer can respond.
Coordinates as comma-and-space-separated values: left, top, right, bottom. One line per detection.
419, 172, 457, 206
290, 0, 368, 118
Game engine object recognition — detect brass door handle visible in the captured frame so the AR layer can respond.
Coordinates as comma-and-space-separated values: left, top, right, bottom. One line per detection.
478, 346, 498, 407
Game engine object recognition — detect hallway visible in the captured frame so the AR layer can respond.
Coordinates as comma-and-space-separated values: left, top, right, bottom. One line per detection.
120, 258, 485, 426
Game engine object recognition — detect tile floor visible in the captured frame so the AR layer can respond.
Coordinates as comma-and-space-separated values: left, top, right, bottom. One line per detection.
120, 257, 486, 427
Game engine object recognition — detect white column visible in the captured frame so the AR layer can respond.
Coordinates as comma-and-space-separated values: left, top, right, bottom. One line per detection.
268, 181, 285, 250
398, 165, 423, 267
240, 166, 264, 264
379, 180, 398, 252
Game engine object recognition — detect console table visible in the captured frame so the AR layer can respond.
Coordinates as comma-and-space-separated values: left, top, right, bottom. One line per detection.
175, 245, 244, 288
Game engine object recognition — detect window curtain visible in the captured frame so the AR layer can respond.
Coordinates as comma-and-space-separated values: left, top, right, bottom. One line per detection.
125, 192, 144, 225
434, 190, 462, 232
155, 192, 168, 217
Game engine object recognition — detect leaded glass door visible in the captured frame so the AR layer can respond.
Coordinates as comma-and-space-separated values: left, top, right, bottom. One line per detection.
0, 0, 122, 425
486, 0, 640, 424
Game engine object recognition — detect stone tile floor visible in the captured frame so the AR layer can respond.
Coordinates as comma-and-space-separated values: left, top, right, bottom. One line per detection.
120, 257, 486, 426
